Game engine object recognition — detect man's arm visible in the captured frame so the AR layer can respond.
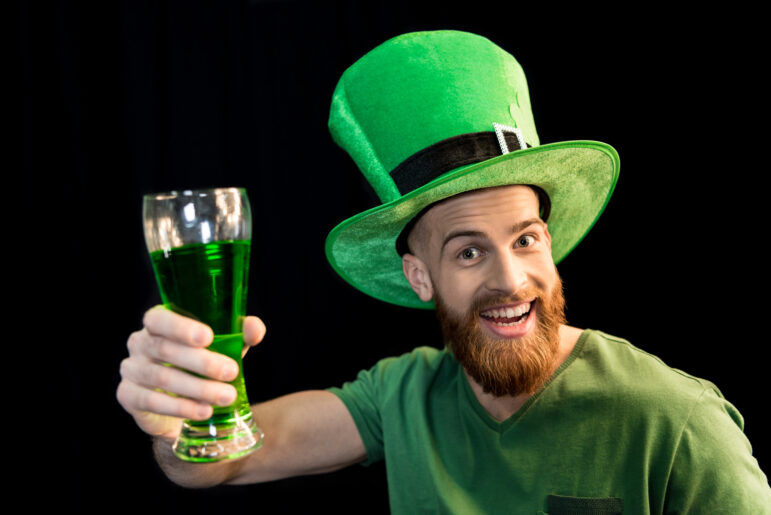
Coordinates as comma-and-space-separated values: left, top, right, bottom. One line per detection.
152, 391, 366, 488
118, 306, 367, 488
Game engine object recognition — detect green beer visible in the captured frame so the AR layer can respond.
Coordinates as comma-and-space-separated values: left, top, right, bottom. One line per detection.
150, 240, 250, 334
143, 187, 260, 462
150, 239, 259, 461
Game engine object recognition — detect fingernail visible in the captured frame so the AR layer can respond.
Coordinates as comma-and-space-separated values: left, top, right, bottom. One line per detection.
197, 404, 212, 418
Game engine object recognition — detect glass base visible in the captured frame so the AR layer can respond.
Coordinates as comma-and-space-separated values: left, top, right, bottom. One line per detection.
173, 410, 263, 463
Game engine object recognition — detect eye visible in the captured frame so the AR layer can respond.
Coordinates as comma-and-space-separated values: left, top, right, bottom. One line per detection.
515, 235, 536, 248
459, 247, 482, 260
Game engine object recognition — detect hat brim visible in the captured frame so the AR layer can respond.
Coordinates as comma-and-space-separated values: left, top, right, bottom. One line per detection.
325, 140, 620, 309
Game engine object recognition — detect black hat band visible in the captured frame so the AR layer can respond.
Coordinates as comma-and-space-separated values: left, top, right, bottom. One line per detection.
390, 130, 529, 196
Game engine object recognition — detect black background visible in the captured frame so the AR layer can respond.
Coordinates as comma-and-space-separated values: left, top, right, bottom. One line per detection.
20, 1, 767, 511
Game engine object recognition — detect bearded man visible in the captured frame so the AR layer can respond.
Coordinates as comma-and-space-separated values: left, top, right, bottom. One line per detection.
403, 185, 570, 405
118, 31, 771, 513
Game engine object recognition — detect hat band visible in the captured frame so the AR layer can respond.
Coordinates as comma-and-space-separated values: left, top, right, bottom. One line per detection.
389, 131, 529, 195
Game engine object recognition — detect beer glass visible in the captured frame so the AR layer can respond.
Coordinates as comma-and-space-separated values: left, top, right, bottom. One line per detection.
143, 187, 263, 462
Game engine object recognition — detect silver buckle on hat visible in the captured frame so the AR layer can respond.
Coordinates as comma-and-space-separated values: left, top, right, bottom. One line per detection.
493, 123, 526, 154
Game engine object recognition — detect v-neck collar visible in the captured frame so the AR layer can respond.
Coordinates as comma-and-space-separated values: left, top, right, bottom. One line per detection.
457, 329, 590, 433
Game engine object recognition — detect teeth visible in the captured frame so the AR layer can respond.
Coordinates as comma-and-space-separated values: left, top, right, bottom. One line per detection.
481, 302, 531, 319
490, 317, 527, 327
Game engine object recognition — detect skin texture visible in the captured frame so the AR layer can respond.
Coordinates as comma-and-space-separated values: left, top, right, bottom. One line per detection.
117, 184, 581, 485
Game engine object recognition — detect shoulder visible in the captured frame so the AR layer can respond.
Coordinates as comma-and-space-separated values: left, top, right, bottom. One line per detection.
361, 345, 457, 392
326, 346, 457, 455
560, 329, 735, 437
369, 345, 452, 374
576, 329, 722, 403
331, 346, 455, 399
574, 331, 771, 510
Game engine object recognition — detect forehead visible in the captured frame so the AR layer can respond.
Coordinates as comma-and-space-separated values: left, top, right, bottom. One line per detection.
422, 185, 541, 232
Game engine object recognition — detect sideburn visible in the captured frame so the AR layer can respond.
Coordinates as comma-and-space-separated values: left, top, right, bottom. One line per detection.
436, 276, 566, 397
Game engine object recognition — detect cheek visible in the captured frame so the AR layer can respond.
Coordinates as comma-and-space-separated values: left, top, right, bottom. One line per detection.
541, 262, 560, 292
437, 269, 480, 308
522, 254, 558, 291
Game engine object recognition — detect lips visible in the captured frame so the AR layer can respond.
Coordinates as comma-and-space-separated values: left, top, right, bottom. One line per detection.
478, 300, 536, 338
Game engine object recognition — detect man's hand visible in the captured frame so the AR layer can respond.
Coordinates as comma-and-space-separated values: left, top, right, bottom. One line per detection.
117, 306, 266, 439
118, 306, 366, 488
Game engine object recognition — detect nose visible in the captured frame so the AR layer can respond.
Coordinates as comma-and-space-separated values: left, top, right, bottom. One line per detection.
484, 251, 528, 296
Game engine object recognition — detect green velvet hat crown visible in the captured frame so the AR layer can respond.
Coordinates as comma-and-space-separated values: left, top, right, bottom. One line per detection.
325, 30, 619, 309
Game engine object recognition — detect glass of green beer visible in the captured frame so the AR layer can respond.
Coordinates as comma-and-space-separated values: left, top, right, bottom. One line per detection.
142, 187, 263, 462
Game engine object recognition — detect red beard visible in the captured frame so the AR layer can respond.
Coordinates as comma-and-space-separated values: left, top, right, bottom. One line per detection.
435, 273, 566, 397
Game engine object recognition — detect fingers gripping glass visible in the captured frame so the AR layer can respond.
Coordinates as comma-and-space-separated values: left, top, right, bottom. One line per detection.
143, 187, 263, 462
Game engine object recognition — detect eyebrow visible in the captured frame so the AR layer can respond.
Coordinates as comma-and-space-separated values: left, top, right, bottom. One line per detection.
441, 217, 545, 253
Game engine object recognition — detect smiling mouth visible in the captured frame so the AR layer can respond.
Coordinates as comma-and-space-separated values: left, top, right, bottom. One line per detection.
479, 301, 533, 327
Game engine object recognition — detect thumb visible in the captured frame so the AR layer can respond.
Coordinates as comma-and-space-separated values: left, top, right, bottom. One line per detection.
242, 316, 267, 357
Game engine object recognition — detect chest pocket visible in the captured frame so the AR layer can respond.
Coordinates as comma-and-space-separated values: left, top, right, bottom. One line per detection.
541, 494, 623, 514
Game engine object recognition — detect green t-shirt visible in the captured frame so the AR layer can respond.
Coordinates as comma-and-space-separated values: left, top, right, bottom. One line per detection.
328, 329, 770, 514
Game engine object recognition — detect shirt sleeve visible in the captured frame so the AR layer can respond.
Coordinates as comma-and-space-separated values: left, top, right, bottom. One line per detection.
664, 384, 771, 513
327, 364, 387, 466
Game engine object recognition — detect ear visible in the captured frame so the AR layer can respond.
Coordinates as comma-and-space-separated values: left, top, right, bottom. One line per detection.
402, 253, 434, 302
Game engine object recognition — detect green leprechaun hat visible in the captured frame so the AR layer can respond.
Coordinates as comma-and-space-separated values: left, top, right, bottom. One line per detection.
325, 30, 619, 309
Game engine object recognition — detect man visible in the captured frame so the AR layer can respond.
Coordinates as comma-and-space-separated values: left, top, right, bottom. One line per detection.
118, 31, 770, 512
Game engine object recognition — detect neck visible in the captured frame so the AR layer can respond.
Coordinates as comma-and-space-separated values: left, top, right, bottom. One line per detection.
465, 324, 582, 422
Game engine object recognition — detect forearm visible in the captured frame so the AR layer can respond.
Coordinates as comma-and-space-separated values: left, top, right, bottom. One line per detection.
153, 436, 243, 489
224, 391, 366, 485
152, 392, 366, 488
